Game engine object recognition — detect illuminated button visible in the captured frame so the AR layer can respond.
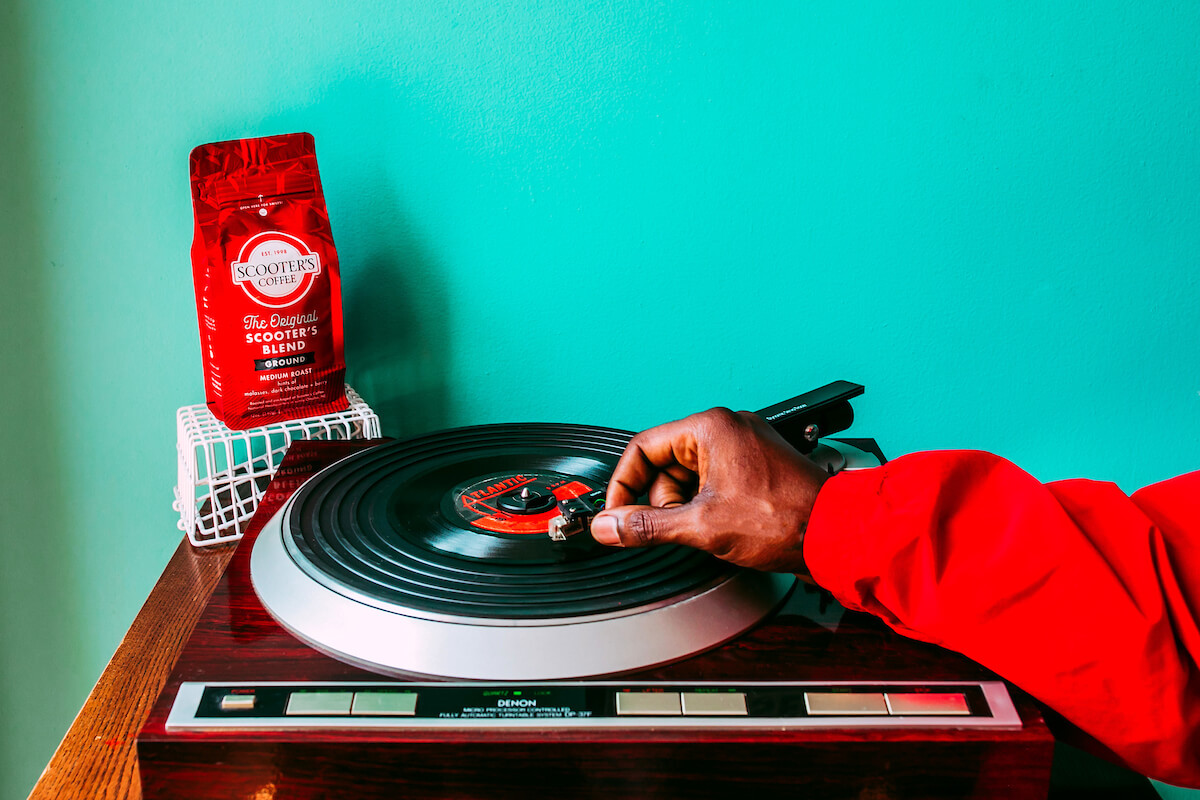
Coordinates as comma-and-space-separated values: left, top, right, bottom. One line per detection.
351, 692, 418, 716
615, 692, 682, 716
219, 694, 256, 712
285, 691, 354, 716
886, 692, 971, 716
681, 692, 748, 716
804, 692, 889, 715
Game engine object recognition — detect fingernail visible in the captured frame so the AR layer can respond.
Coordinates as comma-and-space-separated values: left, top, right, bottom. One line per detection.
591, 514, 621, 546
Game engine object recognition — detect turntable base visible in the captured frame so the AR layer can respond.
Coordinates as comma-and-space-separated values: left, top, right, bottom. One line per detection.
138, 440, 1054, 799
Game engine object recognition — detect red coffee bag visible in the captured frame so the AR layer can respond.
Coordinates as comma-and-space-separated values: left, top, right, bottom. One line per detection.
189, 133, 347, 429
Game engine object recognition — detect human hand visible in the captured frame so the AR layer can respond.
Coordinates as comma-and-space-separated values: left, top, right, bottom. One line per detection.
589, 408, 830, 575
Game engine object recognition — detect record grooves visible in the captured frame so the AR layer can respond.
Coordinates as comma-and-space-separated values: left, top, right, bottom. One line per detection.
251, 422, 794, 679
284, 423, 735, 619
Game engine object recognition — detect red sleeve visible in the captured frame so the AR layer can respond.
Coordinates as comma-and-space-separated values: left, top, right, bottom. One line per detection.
804, 450, 1200, 787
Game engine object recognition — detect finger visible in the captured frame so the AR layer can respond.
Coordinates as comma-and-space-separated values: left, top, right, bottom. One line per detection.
647, 469, 697, 508
590, 502, 698, 548
605, 418, 702, 508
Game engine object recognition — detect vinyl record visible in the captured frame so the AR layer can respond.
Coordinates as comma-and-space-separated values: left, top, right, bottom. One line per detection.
281, 422, 741, 617
251, 423, 795, 679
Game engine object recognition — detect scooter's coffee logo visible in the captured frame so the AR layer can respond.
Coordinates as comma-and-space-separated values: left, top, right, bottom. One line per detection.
231, 231, 322, 308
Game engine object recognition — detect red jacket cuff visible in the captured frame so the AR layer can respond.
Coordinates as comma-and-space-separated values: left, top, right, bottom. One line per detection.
804, 465, 885, 616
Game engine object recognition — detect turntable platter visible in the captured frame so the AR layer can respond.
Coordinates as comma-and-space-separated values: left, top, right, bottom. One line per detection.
251, 423, 795, 679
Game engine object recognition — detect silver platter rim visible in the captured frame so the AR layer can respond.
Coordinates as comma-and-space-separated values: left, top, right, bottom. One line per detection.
250, 497, 793, 679
247, 439, 879, 680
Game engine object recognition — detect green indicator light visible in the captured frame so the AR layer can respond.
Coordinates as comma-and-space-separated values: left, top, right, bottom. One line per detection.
514, 691, 522, 696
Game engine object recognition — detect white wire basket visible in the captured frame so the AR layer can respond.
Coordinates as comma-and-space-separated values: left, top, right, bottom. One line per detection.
173, 386, 381, 546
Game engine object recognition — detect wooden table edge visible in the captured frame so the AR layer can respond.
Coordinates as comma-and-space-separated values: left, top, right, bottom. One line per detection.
28, 538, 236, 800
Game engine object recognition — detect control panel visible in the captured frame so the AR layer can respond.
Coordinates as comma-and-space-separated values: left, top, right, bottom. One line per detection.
166, 681, 1021, 730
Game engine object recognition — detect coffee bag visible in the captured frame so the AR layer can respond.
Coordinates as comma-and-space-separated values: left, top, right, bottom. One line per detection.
189, 133, 347, 429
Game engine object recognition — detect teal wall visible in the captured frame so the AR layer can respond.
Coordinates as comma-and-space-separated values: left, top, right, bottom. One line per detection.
2, 1, 1197, 796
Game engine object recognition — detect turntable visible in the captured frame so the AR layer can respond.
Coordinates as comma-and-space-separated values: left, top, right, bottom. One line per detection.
138, 382, 1053, 798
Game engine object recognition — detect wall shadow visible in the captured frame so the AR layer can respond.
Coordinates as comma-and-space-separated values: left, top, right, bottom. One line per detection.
252, 78, 456, 440
342, 199, 451, 439
0, 0, 82, 795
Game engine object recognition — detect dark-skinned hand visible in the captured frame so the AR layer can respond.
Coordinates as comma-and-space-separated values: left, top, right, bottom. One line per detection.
589, 407, 830, 576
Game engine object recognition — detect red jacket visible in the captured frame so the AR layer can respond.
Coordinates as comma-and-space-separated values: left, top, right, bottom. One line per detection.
805, 450, 1200, 788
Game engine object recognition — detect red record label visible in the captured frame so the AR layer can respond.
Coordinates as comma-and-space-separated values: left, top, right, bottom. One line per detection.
452, 472, 599, 535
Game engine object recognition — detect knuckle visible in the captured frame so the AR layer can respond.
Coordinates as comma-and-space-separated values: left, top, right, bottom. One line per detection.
707, 406, 738, 421
694, 406, 739, 436
735, 409, 762, 426
625, 428, 653, 451
625, 510, 660, 546
621, 439, 643, 462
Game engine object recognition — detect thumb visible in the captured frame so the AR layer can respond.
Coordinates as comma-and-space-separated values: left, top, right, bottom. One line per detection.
590, 503, 697, 548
